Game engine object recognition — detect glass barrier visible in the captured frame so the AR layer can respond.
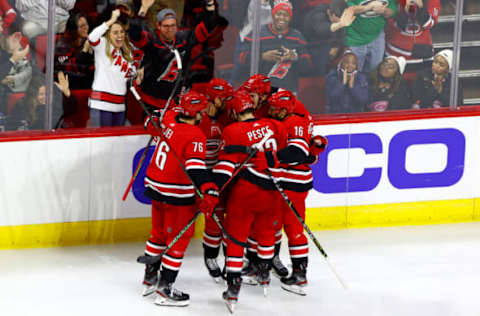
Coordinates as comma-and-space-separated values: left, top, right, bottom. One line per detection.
0, 0, 477, 133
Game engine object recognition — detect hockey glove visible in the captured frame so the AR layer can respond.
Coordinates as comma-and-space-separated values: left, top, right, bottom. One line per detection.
199, 182, 219, 218
310, 135, 328, 156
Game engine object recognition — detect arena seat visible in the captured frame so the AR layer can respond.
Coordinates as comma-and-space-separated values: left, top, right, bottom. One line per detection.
7, 92, 25, 114
66, 89, 91, 128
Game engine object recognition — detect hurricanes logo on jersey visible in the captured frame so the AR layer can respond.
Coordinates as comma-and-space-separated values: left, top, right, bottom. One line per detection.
268, 61, 292, 79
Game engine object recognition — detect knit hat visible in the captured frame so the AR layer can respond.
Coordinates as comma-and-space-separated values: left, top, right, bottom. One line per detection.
115, 0, 134, 11
157, 8, 177, 22
435, 49, 453, 70
386, 56, 407, 74
272, 0, 293, 18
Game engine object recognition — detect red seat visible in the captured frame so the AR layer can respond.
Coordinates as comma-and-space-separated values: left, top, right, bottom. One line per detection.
7, 92, 25, 114
298, 77, 326, 115
65, 89, 91, 128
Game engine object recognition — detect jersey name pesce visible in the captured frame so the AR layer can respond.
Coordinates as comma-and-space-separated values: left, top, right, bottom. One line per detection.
247, 126, 272, 142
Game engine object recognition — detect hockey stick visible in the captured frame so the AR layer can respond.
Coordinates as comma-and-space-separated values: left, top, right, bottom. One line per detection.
209, 130, 274, 249
136, 131, 274, 265
265, 169, 349, 290
122, 49, 183, 201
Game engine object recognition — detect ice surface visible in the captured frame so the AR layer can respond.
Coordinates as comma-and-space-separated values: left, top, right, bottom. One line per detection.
1, 222, 480, 316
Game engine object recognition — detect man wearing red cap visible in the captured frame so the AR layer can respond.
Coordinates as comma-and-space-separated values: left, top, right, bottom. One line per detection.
237, 0, 312, 94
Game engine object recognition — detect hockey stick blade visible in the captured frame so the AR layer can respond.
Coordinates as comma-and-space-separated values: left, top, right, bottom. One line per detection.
266, 169, 348, 290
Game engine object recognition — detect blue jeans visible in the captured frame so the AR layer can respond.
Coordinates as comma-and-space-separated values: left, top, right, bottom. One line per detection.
90, 108, 126, 127
350, 31, 385, 73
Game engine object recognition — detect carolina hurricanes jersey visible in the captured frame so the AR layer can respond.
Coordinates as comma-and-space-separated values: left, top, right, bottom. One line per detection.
88, 23, 137, 112
213, 118, 287, 190
144, 109, 210, 205
385, 0, 440, 64
129, 13, 218, 107
198, 113, 224, 169
276, 114, 314, 192
238, 24, 312, 93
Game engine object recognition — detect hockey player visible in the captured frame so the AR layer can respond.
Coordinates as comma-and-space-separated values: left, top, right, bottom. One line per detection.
197, 78, 234, 282
141, 90, 219, 307
242, 90, 327, 294
266, 90, 315, 295
213, 90, 287, 313
240, 73, 272, 119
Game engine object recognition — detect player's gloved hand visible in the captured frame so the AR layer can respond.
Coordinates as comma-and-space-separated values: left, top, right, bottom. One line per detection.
251, 150, 278, 171
310, 135, 328, 156
200, 182, 219, 218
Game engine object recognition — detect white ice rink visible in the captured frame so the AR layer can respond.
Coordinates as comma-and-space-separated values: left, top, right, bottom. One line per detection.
2, 222, 480, 316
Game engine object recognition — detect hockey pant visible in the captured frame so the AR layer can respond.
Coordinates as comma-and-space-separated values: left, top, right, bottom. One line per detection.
224, 178, 282, 275
279, 190, 309, 268
144, 200, 196, 283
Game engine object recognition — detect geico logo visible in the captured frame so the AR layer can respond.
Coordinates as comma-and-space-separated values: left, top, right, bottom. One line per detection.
311, 128, 466, 193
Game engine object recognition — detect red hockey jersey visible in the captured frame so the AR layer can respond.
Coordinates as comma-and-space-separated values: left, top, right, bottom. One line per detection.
144, 109, 209, 205
276, 114, 314, 192
213, 118, 287, 190
198, 113, 225, 169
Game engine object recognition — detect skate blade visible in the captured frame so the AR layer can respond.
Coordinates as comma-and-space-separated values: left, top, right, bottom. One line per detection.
142, 284, 156, 297
154, 295, 190, 307
280, 284, 307, 296
212, 276, 224, 284
241, 275, 259, 286
224, 300, 236, 313
263, 285, 269, 297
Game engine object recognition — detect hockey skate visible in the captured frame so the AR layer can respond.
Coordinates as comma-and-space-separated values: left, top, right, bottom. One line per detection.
255, 262, 271, 297
154, 280, 190, 307
223, 276, 242, 314
280, 264, 307, 296
241, 260, 259, 286
271, 255, 289, 278
204, 256, 223, 283
142, 263, 159, 296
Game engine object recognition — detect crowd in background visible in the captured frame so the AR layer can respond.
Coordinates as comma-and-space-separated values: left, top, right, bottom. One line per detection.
0, 0, 468, 131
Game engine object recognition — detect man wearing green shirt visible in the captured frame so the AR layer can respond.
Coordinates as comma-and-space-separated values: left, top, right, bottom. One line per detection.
345, 0, 397, 72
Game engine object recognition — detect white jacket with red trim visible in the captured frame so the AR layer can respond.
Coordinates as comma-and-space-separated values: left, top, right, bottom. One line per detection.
88, 23, 136, 112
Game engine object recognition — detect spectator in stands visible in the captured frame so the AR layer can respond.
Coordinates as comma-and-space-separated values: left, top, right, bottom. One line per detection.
0, 28, 31, 93
230, 0, 272, 84
0, 0, 16, 34
385, 0, 441, 82
325, 50, 368, 113
411, 49, 463, 108
88, 9, 137, 127
0, 29, 29, 115
55, 12, 93, 90
54, 13, 94, 127
345, 0, 397, 73
179, 1, 229, 92
6, 71, 72, 130
237, 0, 312, 94
293, 0, 354, 76
128, 0, 223, 112
15, 0, 76, 39
368, 55, 411, 111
